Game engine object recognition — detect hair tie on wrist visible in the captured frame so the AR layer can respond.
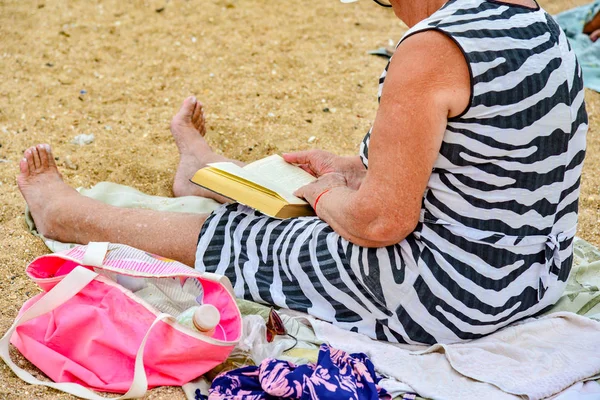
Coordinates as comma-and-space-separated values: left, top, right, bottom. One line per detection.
314, 189, 333, 213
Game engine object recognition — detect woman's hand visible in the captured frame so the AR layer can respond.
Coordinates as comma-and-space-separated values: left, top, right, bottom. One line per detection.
282, 150, 366, 190
293, 172, 348, 211
283, 150, 340, 177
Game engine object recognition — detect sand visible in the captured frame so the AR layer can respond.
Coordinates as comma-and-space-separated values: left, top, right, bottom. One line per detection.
0, 0, 598, 398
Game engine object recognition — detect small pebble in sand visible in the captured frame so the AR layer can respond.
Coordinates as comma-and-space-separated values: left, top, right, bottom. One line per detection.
70, 133, 95, 146
308, 136, 317, 143
63, 155, 78, 170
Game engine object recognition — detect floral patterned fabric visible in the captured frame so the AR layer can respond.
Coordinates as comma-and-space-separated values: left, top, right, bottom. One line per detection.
209, 344, 390, 400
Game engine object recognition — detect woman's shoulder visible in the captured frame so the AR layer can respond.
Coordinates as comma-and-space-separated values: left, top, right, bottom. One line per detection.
402, 0, 549, 41
385, 29, 471, 126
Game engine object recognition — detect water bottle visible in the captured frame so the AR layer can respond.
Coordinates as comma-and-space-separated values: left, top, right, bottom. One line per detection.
176, 304, 220, 336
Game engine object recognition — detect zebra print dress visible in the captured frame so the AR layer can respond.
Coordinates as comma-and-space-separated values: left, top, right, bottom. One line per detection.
195, 0, 588, 345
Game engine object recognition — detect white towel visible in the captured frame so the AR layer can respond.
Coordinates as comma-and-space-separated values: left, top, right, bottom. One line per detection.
551, 380, 600, 400
311, 312, 600, 400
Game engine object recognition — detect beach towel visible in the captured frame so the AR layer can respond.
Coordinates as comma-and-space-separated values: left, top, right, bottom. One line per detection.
310, 312, 600, 400
556, 1, 600, 92
24, 182, 600, 400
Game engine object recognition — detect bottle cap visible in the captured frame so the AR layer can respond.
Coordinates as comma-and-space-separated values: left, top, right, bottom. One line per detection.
192, 304, 220, 332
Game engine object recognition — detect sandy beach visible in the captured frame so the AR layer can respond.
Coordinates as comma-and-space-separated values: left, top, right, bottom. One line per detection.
0, 0, 598, 397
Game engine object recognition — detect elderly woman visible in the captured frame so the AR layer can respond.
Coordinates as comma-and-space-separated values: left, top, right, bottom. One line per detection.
18, 0, 587, 345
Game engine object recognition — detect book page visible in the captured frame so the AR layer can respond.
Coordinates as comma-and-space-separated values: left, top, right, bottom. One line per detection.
206, 158, 311, 204
244, 155, 316, 194
207, 162, 276, 193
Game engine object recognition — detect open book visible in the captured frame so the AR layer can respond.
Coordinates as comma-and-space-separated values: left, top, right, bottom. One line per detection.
190, 155, 317, 219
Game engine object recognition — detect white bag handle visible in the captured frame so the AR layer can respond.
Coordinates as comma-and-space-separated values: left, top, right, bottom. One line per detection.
0, 266, 170, 399
201, 272, 235, 296
82, 242, 110, 267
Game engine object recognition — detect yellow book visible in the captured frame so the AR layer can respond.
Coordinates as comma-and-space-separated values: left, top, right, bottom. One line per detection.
190, 155, 318, 219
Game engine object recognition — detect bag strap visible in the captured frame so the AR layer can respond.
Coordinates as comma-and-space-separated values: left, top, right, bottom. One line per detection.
80, 242, 237, 298
201, 272, 235, 296
0, 266, 170, 399
82, 242, 110, 267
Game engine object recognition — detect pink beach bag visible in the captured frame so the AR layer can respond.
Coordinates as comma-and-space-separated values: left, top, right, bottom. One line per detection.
0, 242, 242, 399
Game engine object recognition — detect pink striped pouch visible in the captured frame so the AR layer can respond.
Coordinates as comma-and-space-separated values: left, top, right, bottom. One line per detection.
1, 242, 242, 399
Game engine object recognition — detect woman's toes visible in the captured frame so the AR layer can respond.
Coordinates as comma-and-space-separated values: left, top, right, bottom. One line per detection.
180, 96, 197, 121
170, 96, 199, 133
21, 145, 57, 177
192, 104, 206, 136
19, 157, 29, 175
198, 111, 206, 136
32, 146, 43, 171
192, 101, 203, 123
44, 144, 57, 168
37, 144, 49, 168
25, 148, 36, 172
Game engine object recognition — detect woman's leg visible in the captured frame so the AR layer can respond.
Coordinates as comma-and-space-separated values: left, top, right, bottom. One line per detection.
171, 96, 245, 201
18, 144, 204, 267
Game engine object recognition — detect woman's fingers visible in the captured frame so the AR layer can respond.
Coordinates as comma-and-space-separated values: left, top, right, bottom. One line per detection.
293, 184, 308, 198
283, 151, 323, 176
591, 29, 600, 42
296, 164, 316, 176
293, 173, 347, 206
283, 150, 338, 178
282, 150, 315, 165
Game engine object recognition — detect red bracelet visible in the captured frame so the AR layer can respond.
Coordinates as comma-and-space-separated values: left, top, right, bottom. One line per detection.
313, 189, 333, 213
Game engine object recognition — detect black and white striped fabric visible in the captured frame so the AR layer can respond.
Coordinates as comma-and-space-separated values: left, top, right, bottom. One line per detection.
196, 0, 588, 345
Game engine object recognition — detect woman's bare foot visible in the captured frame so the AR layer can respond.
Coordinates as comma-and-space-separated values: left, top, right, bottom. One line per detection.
17, 144, 80, 240
171, 96, 244, 201
171, 96, 217, 197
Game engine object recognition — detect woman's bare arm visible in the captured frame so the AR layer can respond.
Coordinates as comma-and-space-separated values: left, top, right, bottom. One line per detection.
295, 30, 470, 247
